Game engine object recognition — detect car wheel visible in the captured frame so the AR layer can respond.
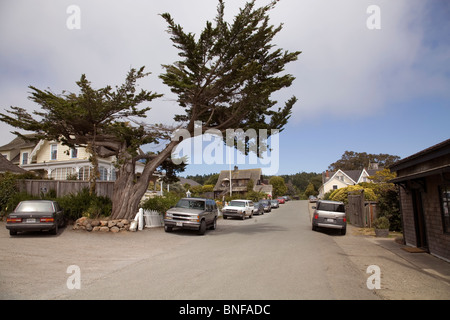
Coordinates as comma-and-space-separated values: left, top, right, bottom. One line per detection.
223, 215, 228, 219
241, 214, 245, 220
50, 223, 58, 235
9, 230, 17, 236
210, 217, 217, 230
198, 220, 206, 235
164, 225, 173, 232
340, 227, 346, 235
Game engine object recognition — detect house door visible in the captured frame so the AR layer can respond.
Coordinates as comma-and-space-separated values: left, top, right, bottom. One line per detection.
411, 189, 428, 250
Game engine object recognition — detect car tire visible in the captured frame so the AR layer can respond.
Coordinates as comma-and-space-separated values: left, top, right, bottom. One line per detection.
9, 230, 17, 236
340, 227, 346, 235
164, 225, 173, 232
50, 223, 58, 235
198, 220, 206, 235
241, 214, 245, 220
210, 217, 217, 230
223, 215, 228, 219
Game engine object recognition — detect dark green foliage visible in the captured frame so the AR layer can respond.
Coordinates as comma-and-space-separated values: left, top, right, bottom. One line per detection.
160, 0, 300, 146
141, 192, 181, 214
56, 188, 112, 221
328, 151, 400, 171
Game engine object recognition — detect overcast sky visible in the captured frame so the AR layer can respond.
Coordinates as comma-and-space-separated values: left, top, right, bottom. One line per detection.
0, 0, 449, 176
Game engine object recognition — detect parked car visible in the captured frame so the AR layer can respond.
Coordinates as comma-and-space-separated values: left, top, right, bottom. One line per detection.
253, 201, 264, 215
6, 200, 65, 236
260, 199, 272, 212
311, 200, 347, 235
308, 195, 318, 203
222, 199, 254, 220
164, 197, 218, 235
270, 199, 279, 208
277, 197, 285, 204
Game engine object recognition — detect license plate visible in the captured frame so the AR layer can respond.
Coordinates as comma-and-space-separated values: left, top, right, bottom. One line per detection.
326, 218, 335, 222
26, 218, 36, 223
176, 222, 183, 227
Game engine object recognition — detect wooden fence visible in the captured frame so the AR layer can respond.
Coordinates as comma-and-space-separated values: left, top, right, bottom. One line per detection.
17, 180, 114, 199
347, 191, 378, 228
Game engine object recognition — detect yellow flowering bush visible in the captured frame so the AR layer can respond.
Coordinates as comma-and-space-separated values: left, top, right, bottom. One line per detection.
329, 185, 377, 203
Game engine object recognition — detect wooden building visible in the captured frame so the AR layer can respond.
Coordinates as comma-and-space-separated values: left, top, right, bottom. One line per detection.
390, 139, 450, 262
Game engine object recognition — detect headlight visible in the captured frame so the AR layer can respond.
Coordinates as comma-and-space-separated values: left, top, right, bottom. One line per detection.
165, 212, 173, 219
189, 215, 200, 222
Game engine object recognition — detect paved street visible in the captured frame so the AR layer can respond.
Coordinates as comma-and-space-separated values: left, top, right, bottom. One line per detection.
1, 200, 449, 300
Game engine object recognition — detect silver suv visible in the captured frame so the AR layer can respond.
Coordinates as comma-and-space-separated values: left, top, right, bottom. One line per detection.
312, 200, 347, 235
164, 198, 218, 235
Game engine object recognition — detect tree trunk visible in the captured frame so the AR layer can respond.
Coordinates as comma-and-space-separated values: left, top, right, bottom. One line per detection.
110, 141, 179, 220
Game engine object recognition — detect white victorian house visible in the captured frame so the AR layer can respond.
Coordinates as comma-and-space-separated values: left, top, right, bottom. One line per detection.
0, 134, 145, 180
318, 166, 381, 198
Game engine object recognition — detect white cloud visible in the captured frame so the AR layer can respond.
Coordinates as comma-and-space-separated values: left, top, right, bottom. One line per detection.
0, 0, 448, 149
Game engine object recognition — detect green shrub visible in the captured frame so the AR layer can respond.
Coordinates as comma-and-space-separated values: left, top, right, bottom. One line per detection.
373, 216, 390, 230
141, 192, 180, 214
56, 188, 112, 221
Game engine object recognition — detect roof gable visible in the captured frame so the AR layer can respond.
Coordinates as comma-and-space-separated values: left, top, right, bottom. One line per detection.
0, 154, 27, 173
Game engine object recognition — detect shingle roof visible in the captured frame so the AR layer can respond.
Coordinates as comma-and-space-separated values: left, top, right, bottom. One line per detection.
214, 168, 262, 191
0, 154, 27, 173
0, 134, 39, 152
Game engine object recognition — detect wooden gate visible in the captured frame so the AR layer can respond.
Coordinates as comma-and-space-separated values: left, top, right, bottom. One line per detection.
347, 190, 378, 227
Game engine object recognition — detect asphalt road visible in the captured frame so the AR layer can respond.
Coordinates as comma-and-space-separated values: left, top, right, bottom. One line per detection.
0, 200, 381, 300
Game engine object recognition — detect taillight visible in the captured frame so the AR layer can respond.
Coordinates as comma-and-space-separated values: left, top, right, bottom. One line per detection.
7, 218, 22, 223
314, 214, 318, 220
343, 217, 347, 222
40, 217, 55, 223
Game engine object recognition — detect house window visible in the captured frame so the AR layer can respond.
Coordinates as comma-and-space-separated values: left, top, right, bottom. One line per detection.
439, 185, 450, 234
71, 148, 78, 158
50, 144, 58, 160
22, 152, 28, 165
78, 166, 91, 181
333, 185, 338, 190
99, 167, 108, 181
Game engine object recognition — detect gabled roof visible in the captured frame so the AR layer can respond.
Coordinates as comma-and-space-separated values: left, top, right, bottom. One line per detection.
323, 168, 382, 185
0, 154, 27, 174
0, 134, 39, 152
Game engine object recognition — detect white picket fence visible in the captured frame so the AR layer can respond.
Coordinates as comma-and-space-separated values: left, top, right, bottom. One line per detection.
143, 209, 163, 228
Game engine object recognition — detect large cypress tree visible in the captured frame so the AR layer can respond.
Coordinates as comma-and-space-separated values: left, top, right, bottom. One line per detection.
0, 0, 301, 220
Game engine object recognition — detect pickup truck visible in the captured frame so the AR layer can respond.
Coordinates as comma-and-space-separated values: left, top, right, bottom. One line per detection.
222, 199, 255, 220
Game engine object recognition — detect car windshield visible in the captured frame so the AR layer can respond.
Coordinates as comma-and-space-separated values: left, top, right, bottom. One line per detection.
317, 202, 345, 213
229, 201, 245, 207
176, 199, 205, 210
261, 200, 269, 204
16, 201, 53, 212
